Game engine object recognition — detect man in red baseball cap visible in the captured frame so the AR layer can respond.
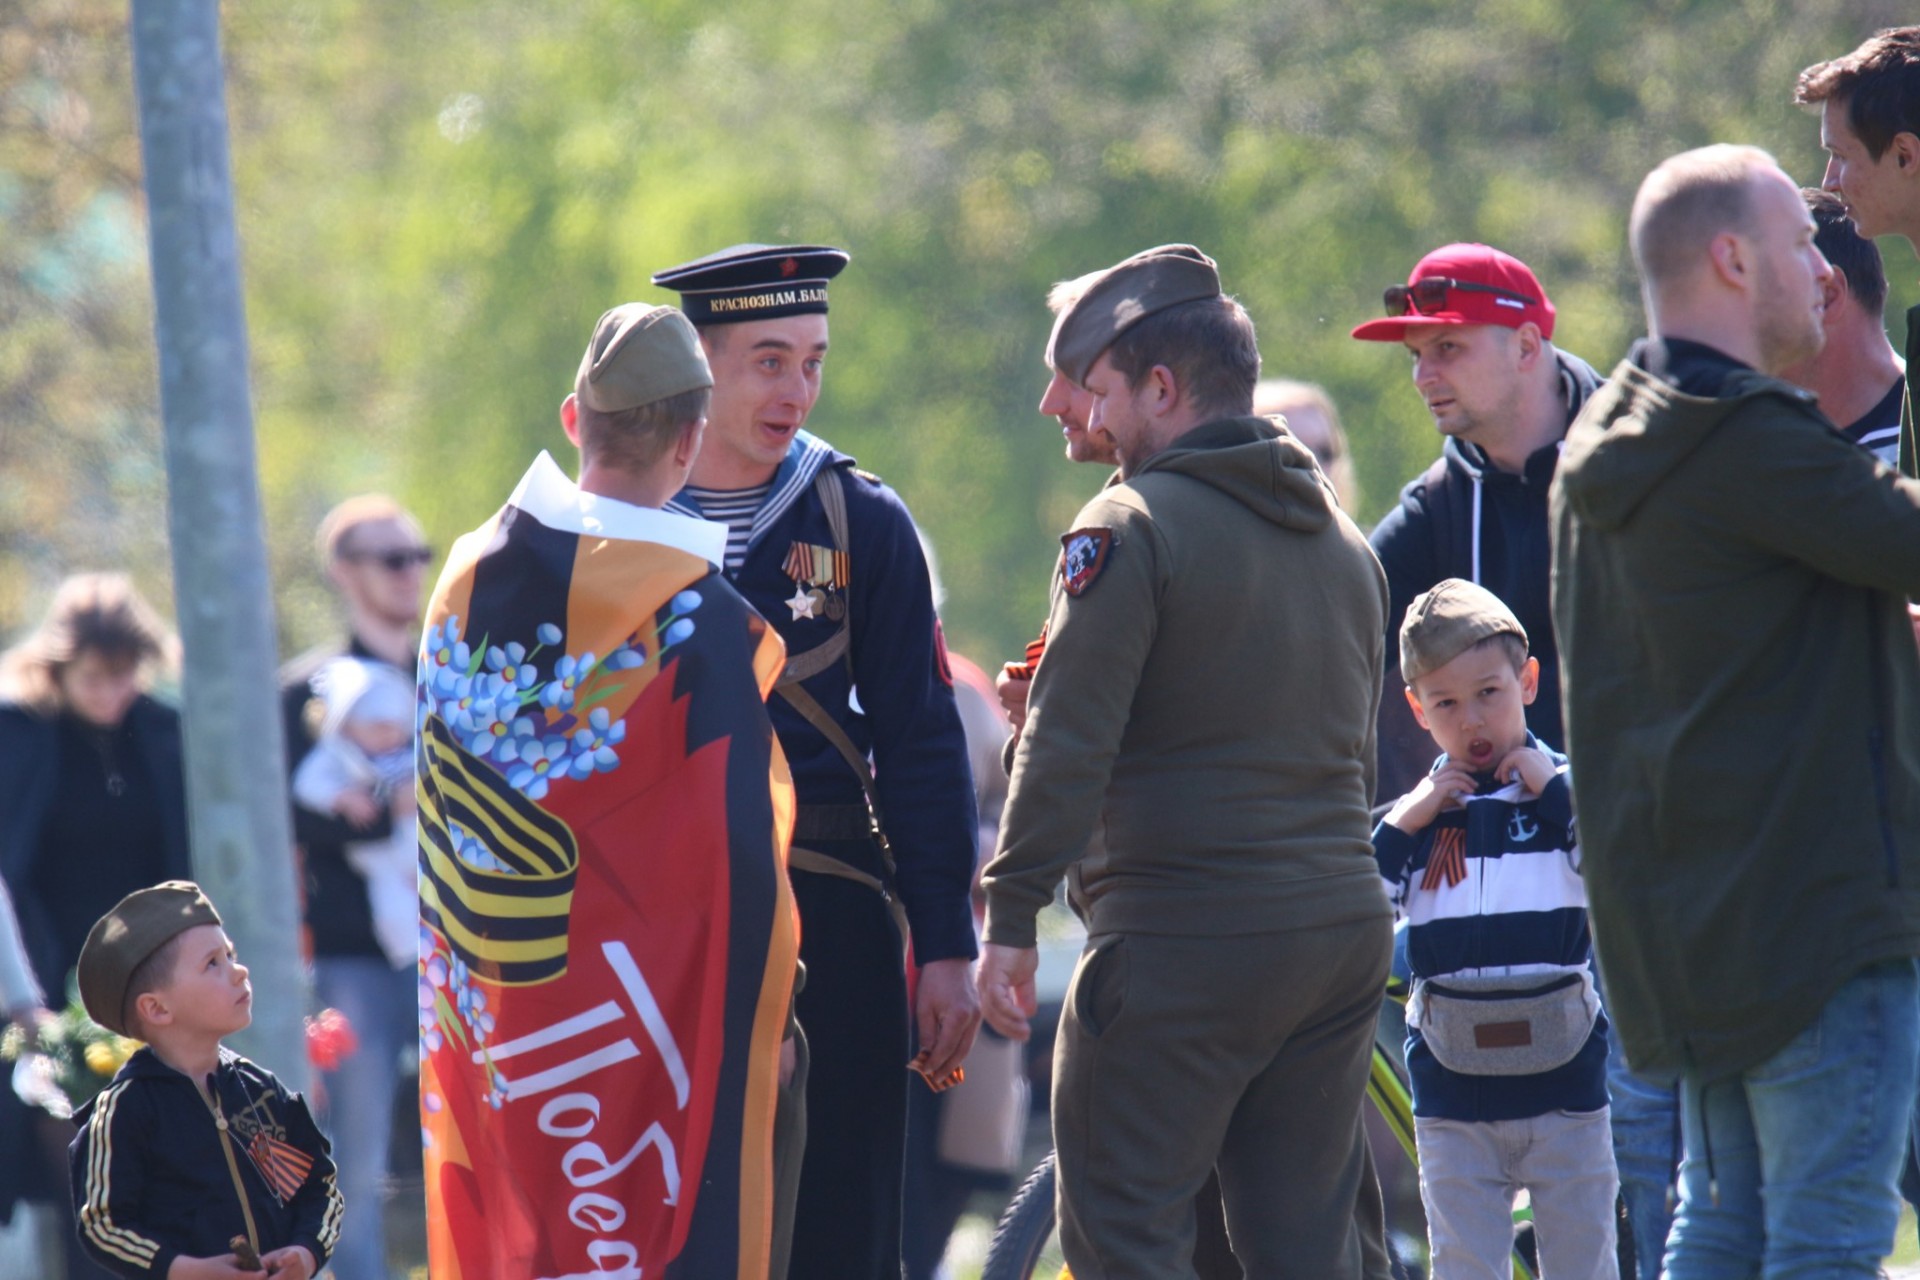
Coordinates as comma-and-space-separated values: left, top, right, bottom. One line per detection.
1355, 246, 1675, 1280
1352, 243, 1599, 801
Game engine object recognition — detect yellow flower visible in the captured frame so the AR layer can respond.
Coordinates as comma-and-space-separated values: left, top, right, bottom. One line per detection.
85, 1042, 118, 1077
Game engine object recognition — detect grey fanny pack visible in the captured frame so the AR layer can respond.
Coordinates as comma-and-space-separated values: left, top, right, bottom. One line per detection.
1407, 969, 1599, 1077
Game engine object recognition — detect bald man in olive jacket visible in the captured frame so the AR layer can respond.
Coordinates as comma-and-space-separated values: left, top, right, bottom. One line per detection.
977, 245, 1394, 1280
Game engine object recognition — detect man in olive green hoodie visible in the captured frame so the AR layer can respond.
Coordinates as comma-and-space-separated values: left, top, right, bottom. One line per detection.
1553, 144, 1920, 1278
976, 245, 1393, 1279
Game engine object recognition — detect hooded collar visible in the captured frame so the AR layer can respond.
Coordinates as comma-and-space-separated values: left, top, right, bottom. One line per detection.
1628, 336, 1752, 399
1129, 414, 1338, 533
666, 429, 844, 555
1556, 356, 1817, 532
1443, 348, 1603, 486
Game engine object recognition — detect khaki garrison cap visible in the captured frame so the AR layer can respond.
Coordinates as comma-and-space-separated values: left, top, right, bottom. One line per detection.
1048, 244, 1223, 386
575, 304, 713, 414
78, 880, 223, 1036
1399, 578, 1529, 684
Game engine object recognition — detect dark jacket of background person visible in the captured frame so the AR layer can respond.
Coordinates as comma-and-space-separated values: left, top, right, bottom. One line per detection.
1369, 351, 1603, 803
0, 697, 191, 994
280, 639, 399, 964
1904, 300, 1919, 476
984, 416, 1392, 946
1550, 351, 1920, 1083
0, 695, 191, 1229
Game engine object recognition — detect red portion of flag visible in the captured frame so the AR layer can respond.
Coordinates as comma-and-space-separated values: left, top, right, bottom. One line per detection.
424, 670, 737, 1278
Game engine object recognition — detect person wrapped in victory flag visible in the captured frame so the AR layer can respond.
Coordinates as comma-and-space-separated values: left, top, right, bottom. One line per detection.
416, 444, 799, 1280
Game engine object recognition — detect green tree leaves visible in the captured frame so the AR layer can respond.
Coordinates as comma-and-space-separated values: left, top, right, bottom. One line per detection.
1, 0, 1914, 665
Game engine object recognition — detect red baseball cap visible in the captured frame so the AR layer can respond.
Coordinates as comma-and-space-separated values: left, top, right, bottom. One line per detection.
1350, 243, 1555, 343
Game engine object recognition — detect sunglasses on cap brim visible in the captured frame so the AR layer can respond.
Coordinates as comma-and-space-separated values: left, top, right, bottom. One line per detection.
1383, 277, 1540, 317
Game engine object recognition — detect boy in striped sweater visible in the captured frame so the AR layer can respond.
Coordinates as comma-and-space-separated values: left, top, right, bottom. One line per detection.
1376, 579, 1617, 1280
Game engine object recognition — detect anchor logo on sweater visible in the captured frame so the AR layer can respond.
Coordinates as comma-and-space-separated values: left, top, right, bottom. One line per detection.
1508, 813, 1540, 844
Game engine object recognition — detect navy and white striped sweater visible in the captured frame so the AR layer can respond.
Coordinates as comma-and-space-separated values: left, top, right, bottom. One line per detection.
1373, 738, 1609, 1122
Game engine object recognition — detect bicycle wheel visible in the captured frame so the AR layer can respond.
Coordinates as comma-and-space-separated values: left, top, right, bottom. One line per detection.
983, 1150, 1070, 1280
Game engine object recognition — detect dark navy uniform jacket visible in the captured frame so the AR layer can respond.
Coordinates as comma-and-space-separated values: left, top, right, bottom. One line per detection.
671, 431, 978, 963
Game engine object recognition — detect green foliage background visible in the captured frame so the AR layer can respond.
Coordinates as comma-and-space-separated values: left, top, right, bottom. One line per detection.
3, 0, 1915, 666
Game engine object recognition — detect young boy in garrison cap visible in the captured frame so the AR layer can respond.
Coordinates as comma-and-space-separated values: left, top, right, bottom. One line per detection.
651, 245, 979, 1280
1375, 580, 1616, 1280
68, 882, 342, 1280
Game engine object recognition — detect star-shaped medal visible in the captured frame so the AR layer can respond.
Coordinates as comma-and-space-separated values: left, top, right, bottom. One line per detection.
787, 584, 817, 620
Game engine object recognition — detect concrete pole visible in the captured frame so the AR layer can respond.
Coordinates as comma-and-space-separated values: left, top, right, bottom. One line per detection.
130, 0, 308, 1088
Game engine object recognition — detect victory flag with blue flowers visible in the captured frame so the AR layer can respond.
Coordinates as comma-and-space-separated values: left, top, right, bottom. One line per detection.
416, 453, 798, 1280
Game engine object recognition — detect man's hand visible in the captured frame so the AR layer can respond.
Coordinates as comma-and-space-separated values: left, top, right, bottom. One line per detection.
165, 1255, 265, 1279
913, 958, 981, 1084
1383, 762, 1477, 835
779, 1035, 797, 1089
995, 667, 1032, 735
259, 1246, 317, 1279
976, 943, 1039, 1042
1495, 747, 1556, 798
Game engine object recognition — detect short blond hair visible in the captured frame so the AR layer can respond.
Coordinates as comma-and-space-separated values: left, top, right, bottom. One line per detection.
1253, 379, 1362, 513
1046, 270, 1106, 316
1629, 145, 1778, 298
316, 494, 421, 564
576, 386, 711, 472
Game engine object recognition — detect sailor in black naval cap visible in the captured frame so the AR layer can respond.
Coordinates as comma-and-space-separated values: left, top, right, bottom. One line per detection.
652, 243, 981, 1280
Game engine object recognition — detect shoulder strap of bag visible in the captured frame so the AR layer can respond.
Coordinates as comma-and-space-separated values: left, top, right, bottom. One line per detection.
772, 469, 900, 891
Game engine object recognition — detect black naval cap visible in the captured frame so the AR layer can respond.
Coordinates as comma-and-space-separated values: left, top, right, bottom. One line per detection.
650, 243, 850, 326
1049, 244, 1222, 386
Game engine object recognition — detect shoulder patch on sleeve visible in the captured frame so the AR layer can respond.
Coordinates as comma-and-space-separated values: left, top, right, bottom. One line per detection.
1059, 527, 1116, 597
853, 468, 884, 486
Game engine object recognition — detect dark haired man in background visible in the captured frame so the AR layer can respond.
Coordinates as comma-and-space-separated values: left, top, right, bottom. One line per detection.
1778, 188, 1906, 465
1799, 26, 1920, 476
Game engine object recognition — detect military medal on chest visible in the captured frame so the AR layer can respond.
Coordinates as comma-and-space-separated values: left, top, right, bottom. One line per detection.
783, 539, 850, 621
